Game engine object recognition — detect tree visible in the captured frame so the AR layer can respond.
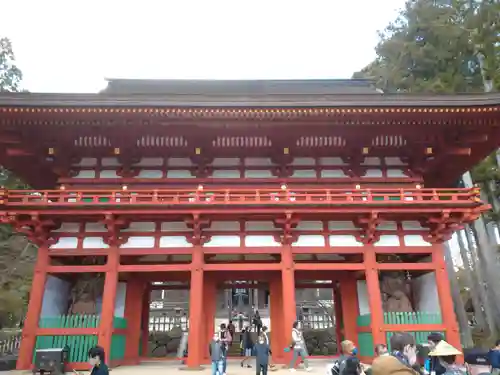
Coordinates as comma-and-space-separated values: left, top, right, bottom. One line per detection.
0, 37, 23, 92
354, 0, 500, 345
0, 36, 32, 329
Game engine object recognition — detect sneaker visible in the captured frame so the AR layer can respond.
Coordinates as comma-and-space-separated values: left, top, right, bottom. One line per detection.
305, 368, 312, 372
290, 369, 296, 372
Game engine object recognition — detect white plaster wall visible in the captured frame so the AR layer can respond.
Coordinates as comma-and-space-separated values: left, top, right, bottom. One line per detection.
357, 280, 370, 315
412, 273, 441, 313
357, 273, 441, 316
41, 275, 71, 317
96, 282, 127, 317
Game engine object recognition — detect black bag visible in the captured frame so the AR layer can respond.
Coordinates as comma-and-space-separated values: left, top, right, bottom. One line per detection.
330, 360, 342, 375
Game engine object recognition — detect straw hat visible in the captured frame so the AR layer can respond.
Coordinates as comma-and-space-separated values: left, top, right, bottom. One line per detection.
428, 340, 462, 357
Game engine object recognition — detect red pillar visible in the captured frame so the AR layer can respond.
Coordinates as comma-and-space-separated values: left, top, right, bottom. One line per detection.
98, 249, 120, 358
281, 245, 296, 352
338, 275, 359, 347
17, 246, 49, 370
433, 245, 461, 352
333, 282, 343, 353
364, 248, 385, 347
270, 275, 284, 363
140, 285, 150, 357
124, 278, 145, 364
186, 247, 204, 369
203, 275, 216, 362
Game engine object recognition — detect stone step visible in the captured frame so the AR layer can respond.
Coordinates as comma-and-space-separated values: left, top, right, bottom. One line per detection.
214, 317, 271, 331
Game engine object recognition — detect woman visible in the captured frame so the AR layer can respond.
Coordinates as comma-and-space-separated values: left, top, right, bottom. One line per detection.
240, 325, 254, 368
289, 321, 311, 372
428, 341, 465, 375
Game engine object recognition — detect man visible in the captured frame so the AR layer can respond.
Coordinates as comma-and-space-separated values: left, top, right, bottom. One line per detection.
327, 340, 357, 375
209, 333, 225, 375
228, 320, 236, 347
88, 346, 109, 375
371, 332, 419, 375
219, 323, 231, 375
254, 335, 272, 375
426, 333, 446, 375
374, 344, 388, 357
253, 310, 263, 336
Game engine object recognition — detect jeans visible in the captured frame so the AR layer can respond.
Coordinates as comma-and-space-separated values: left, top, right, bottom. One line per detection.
211, 360, 223, 375
290, 348, 309, 369
222, 356, 227, 373
256, 363, 268, 375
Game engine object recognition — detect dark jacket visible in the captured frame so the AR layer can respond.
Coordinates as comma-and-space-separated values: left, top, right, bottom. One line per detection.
253, 343, 271, 365
243, 329, 253, 349
429, 355, 446, 375
489, 349, 500, 369
90, 363, 109, 375
209, 340, 224, 362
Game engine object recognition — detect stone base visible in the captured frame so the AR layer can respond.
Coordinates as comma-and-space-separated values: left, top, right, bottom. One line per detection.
0, 355, 18, 371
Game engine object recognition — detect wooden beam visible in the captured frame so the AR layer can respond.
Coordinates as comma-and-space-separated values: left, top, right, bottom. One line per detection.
294, 263, 365, 271
47, 265, 107, 273
119, 264, 191, 272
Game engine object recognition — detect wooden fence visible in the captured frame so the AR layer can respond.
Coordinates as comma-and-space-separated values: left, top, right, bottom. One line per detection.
356, 311, 443, 357
0, 334, 21, 356
301, 313, 334, 330
149, 315, 189, 333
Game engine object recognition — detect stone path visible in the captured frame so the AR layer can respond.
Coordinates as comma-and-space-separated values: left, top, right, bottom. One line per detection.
0, 359, 491, 375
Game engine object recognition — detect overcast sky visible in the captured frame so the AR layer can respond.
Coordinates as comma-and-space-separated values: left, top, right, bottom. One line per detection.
0, 0, 406, 93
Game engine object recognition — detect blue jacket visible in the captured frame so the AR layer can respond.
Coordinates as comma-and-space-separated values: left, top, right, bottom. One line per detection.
489, 349, 500, 369
253, 343, 271, 365
209, 340, 225, 362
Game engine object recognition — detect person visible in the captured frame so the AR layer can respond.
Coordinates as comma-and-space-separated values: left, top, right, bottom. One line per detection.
241, 325, 254, 368
426, 333, 446, 375
261, 326, 269, 345
228, 320, 236, 347
254, 334, 272, 375
371, 332, 420, 375
290, 321, 311, 372
489, 340, 500, 375
343, 357, 366, 375
375, 344, 388, 357
219, 323, 231, 375
87, 346, 108, 375
428, 340, 465, 375
254, 310, 263, 336
238, 312, 245, 332
327, 340, 357, 375
209, 333, 225, 375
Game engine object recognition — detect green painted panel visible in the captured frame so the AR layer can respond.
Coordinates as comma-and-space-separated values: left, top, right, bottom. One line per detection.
386, 331, 445, 351
82, 198, 110, 203
34, 335, 98, 363
357, 312, 442, 326
110, 335, 126, 360
358, 333, 374, 356
33, 315, 127, 363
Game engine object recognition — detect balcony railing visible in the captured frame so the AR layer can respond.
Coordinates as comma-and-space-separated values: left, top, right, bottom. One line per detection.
0, 187, 483, 208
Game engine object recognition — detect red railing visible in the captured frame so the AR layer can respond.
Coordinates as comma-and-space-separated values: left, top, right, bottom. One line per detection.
0, 187, 483, 207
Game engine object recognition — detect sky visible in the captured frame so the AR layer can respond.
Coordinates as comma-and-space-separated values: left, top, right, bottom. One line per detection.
0, 0, 406, 93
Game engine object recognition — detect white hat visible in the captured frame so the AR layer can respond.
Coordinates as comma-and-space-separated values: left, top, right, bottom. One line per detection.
428, 340, 462, 357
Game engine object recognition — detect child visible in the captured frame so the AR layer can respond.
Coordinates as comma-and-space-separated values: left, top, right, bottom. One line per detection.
209, 333, 225, 375
88, 346, 109, 375
254, 335, 272, 375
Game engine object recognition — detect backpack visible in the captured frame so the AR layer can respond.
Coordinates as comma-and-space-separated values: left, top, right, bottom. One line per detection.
330, 358, 347, 375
